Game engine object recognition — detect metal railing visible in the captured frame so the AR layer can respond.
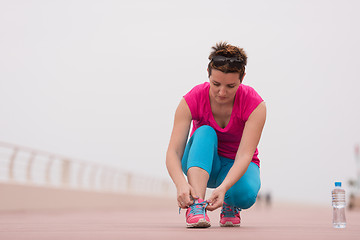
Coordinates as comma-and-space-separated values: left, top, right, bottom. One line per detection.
0, 141, 174, 196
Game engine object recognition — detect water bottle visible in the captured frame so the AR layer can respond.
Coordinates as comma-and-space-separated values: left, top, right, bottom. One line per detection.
331, 182, 346, 228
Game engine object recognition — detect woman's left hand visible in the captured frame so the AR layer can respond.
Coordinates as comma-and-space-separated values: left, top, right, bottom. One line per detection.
206, 186, 226, 211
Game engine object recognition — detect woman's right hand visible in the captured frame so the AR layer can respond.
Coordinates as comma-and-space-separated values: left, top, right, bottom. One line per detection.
177, 183, 198, 209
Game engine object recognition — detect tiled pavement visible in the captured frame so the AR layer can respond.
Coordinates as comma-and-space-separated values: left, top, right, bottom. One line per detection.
0, 200, 359, 240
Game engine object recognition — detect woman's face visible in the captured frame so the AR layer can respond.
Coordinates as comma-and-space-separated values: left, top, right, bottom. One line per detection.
208, 68, 243, 105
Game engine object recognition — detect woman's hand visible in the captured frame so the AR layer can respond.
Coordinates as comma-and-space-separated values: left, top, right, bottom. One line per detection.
177, 183, 198, 209
206, 186, 226, 211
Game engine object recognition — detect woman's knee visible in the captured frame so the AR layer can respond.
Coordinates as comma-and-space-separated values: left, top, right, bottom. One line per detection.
239, 192, 258, 209
193, 125, 217, 141
182, 125, 219, 176
226, 182, 260, 209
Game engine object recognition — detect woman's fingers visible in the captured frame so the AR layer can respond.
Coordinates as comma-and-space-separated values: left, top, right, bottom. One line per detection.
178, 201, 187, 209
206, 186, 226, 211
206, 199, 223, 211
178, 198, 187, 208
178, 194, 193, 208
206, 191, 224, 211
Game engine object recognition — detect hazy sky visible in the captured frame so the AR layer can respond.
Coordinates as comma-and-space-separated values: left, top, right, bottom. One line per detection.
1, 0, 360, 205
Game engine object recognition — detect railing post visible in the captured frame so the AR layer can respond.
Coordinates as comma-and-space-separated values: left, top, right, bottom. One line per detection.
89, 165, 98, 190
61, 159, 70, 187
26, 153, 36, 183
108, 170, 115, 191
100, 168, 107, 190
117, 173, 125, 192
8, 148, 18, 181
127, 172, 132, 193
45, 156, 54, 185
77, 163, 86, 189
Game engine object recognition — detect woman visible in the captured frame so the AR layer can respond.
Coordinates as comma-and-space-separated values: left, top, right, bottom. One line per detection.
166, 42, 266, 228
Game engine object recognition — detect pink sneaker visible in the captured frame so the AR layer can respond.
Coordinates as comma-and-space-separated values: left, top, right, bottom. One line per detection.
185, 199, 211, 228
220, 202, 241, 227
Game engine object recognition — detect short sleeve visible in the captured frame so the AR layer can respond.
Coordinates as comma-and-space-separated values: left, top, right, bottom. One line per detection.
241, 85, 264, 121
183, 85, 200, 120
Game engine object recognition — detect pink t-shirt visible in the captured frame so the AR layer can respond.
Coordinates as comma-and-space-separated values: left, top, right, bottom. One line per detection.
184, 82, 263, 167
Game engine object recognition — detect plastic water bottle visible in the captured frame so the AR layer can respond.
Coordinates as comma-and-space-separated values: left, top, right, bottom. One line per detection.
331, 182, 346, 228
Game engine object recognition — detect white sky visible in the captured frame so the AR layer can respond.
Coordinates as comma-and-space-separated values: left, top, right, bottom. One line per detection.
1, 0, 360, 205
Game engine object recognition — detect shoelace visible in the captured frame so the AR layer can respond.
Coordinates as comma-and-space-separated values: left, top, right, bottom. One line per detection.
221, 203, 240, 218
179, 201, 209, 219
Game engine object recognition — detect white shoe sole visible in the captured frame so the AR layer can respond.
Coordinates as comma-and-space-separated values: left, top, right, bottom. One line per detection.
220, 221, 240, 227
187, 219, 211, 228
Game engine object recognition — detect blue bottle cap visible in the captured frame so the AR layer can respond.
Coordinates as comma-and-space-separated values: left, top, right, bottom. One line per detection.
335, 182, 342, 187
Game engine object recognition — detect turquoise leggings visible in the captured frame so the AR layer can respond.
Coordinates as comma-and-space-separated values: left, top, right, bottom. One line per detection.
182, 125, 261, 209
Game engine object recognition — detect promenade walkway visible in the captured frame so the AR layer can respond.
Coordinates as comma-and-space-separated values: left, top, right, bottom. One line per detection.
0, 199, 359, 240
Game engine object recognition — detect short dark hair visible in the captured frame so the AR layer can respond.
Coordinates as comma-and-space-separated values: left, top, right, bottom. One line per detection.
208, 42, 247, 81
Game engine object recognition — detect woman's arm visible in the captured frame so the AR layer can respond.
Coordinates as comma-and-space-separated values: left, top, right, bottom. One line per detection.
207, 101, 266, 210
166, 98, 198, 208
